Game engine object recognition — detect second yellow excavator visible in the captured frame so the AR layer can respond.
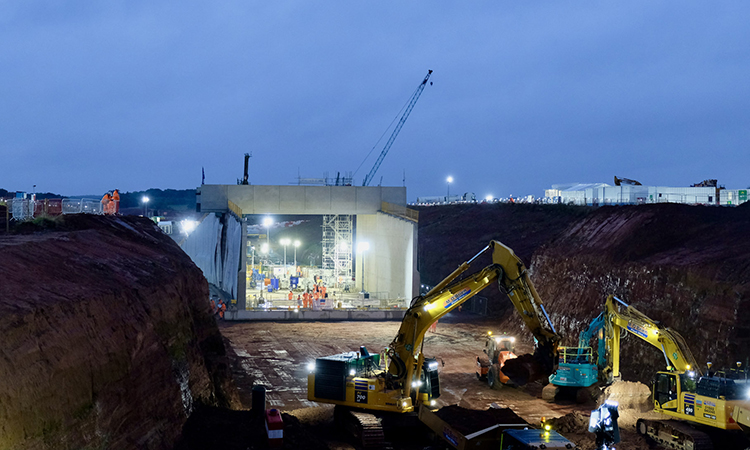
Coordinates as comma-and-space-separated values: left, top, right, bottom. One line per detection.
593, 295, 750, 450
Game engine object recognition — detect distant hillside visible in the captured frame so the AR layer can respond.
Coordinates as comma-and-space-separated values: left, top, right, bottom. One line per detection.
118, 189, 196, 212
1, 188, 197, 215
0, 188, 65, 200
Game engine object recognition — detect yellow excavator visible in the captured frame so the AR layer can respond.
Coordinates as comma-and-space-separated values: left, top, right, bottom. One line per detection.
601, 295, 750, 450
306, 241, 561, 447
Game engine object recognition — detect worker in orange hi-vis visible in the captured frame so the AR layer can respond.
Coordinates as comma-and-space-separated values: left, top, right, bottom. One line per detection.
313, 290, 320, 308
288, 290, 293, 301
217, 299, 226, 319
111, 189, 120, 214
101, 192, 112, 215
297, 295, 302, 309
321, 285, 327, 297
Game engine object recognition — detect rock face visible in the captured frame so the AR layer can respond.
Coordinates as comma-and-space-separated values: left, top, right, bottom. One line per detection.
0, 215, 238, 450
417, 203, 591, 314
418, 202, 750, 384
531, 204, 750, 381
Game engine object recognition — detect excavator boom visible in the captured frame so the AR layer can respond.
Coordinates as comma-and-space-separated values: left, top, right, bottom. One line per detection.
604, 295, 700, 378
389, 241, 561, 394
307, 240, 561, 416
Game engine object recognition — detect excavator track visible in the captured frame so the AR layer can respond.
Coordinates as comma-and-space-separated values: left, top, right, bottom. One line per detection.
637, 419, 713, 450
335, 407, 393, 450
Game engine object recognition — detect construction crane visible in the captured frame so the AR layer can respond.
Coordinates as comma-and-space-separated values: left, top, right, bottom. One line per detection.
361, 70, 433, 187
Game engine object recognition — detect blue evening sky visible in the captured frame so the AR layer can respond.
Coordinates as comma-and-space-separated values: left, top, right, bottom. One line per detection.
1, 2, 748, 200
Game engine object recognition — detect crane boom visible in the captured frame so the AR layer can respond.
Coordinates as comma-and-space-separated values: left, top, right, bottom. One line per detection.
362, 70, 433, 186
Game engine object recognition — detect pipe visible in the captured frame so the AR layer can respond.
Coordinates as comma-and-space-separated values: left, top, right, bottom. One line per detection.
540, 304, 557, 334
242, 153, 250, 185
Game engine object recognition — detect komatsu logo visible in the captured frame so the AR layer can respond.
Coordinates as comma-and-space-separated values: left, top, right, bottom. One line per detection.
443, 289, 471, 309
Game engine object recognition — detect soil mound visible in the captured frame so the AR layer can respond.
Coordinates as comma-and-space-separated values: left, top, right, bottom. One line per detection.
547, 411, 588, 434
433, 405, 527, 435
598, 381, 658, 427
175, 406, 328, 450
0, 214, 238, 450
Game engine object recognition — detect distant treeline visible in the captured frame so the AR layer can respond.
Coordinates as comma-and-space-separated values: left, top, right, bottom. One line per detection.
0, 188, 64, 200
118, 189, 196, 211
0, 188, 196, 212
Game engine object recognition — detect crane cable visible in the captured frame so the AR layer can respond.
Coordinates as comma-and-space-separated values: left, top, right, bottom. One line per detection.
353, 83, 423, 177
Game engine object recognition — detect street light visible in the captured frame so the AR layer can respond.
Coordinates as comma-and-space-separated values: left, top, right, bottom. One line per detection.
357, 241, 370, 293
262, 216, 273, 250
293, 240, 301, 275
280, 238, 290, 274
446, 176, 453, 202
142, 196, 150, 217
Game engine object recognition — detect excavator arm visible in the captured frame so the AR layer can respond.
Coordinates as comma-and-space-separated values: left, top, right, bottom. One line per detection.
388, 241, 561, 395
604, 295, 700, 379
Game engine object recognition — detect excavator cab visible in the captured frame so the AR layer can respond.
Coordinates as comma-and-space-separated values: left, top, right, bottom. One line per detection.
476, 332, 517, 387
653, 372, 680, 412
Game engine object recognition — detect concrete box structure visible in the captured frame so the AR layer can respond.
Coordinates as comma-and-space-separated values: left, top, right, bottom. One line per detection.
183, 184, 419, 309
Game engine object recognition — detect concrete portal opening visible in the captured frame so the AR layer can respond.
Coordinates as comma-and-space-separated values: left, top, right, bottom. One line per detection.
245, 214, 363, 310
183, 184, 419, 317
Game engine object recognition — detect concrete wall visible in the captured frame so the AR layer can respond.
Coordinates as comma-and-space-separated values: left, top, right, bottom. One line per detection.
355, 212, 418, 306
180, 213, 242, 301
198, 184, 407, 215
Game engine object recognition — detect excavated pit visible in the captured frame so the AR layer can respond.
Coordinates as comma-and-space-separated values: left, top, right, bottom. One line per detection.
3, 202, 750, 449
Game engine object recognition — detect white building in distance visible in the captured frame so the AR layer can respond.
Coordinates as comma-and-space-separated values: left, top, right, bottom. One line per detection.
545, 180, 747, 207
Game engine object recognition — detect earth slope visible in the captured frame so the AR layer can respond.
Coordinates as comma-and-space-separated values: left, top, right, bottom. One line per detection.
0, 215, 238, 450
532, 203, 750, 381
418, 202, 750, 383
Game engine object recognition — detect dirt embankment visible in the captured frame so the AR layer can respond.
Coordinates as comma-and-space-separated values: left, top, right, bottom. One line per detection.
0, 215, 238, 450
419, 203, 750, 384
531, 204, 750, 381
417, 203, 592, 314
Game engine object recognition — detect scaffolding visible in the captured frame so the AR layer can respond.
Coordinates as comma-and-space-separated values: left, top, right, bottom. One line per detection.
321, 215, 353, 283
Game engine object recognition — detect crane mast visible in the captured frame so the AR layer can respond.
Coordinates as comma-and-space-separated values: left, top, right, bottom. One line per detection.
362, 69, 433, 186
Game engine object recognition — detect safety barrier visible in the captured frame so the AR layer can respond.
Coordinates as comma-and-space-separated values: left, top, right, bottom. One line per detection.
380, 201, 419, 222
62, 198, 106, 215
5, 198, 106, 221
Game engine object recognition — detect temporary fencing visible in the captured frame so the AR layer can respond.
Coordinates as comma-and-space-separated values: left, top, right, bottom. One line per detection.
63, 198, 107, 215
5, 198, 106, 221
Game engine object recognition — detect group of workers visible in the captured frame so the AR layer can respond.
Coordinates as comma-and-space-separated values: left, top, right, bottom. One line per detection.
101, 189, 120, 215
288, 283, 329, 309
210, 297, 227, 319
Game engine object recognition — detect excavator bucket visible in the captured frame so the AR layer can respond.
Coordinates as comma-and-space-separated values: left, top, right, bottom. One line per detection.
502, 354, 545, 386
501, 342, 557, 386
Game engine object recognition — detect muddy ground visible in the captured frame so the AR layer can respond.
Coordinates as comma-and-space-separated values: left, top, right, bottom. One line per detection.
216, 314, 654, 450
